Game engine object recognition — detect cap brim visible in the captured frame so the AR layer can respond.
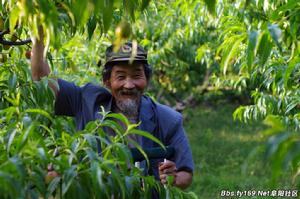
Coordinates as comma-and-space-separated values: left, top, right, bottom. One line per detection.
105, 58, 148, 66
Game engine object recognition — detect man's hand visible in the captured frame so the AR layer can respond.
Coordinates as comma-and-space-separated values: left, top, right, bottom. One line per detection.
159, 159, 193, 190
159, 160, 177, 185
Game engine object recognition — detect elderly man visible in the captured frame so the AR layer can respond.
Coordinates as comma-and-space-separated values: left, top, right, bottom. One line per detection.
31, 35, 194, 190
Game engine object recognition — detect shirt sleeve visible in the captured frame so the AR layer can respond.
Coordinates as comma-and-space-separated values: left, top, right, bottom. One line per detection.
167, 115, 194, 173
54, 78, 82, 116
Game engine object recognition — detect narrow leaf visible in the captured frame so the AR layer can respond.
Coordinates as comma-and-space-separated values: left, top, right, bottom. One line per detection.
9, 6, 20, 33
284, 57, 300, 88
257, 32, 272, 66
204, 0, 216, 15
25, 108, 53, 121
247, 31, 258, 72
268, 24, 282, 52
126, 129, 165, 149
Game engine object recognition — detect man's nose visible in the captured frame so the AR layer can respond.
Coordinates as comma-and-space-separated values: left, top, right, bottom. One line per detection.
123, 78, 135, 89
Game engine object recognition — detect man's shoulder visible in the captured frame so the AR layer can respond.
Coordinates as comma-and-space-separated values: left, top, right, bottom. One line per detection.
81, 82, 111, 100
81, 82, 110, 94
150, 98, 182, 122
57, 79, 110, 96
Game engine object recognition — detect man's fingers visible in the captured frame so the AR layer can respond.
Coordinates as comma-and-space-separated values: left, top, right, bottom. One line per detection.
158, 160, 176, 171
158, 160, 177, 185
162, 168, 177, 175
160, 174, 167, 184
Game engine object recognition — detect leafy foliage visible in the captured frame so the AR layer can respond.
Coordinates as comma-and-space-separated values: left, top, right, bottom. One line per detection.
131, 0, 300, 187
1, 0, 300, 195
0, 57, 198, 198
0, 0, 200, 198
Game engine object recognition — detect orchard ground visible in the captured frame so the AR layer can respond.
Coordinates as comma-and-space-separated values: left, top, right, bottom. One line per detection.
184, 102, 297, 199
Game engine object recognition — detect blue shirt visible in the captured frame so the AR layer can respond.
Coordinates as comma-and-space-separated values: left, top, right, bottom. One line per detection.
54, 79, 194, 178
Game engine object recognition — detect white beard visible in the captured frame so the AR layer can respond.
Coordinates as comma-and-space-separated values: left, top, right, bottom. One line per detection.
115, 98, 139, 119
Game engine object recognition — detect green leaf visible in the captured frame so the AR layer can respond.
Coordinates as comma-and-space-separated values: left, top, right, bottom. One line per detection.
102, 119, 124, 137
87, 15, 97, 40
9, 6, 20, 33
8, 73, 17, 91
83, 134, 99, 152
124, 0, 135, 21
62, 166, 77, 195
247, 31, 258, 72
25, 108, 53, 122
204, 0, 216, 15
285, 102, 298, 115
16, 123, 35, 153
263, 115, 285, 134
127, 139, 149, 166
141, 0, 151, 10
126, 129, 165, 150
195, 44, 208, 62
244, 0, 251, 8
268, 24, 282, 52
233, 106, 246, 122
93, 0, 104, 14
102, 0, 113, 32
113, 143, 133, 170
107, 113, 129, 127
7, 129, 17, 155
221, 36, 245, 75
284, 57, 300, 88
46, 176, 61, 197
257, 32, 273, 66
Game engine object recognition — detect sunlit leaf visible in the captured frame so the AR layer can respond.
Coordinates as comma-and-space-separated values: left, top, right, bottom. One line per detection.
9, 6, 20, 33
257, 32, 272, 66
25, 108, 53, 122
268, 24, 282, 52
102, 0, 113, 32
284, 57, 300, 88
126, 129, 165, 149
247, 31, 258, 72
204, 0, 216, 15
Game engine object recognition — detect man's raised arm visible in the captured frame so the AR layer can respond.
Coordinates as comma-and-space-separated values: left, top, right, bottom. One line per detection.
30, 28, 58, 95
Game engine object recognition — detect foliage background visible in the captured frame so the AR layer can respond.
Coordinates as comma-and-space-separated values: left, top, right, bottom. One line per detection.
0, 0, 300, 198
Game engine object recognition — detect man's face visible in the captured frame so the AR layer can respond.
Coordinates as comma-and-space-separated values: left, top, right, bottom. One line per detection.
105, 62, 147, 115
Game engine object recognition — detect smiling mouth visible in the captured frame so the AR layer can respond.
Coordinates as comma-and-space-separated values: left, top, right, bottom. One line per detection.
121, 93, 137, 98
119, 90, 139, 97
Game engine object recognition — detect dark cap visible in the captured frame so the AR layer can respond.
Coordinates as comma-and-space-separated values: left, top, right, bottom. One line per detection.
104, 41, 148, 67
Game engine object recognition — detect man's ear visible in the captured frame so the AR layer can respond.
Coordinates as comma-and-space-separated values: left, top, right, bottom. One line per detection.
104, 79, 111, 89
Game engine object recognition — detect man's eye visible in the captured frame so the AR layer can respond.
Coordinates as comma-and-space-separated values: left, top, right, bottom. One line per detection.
133, 74, 142, 78
116, 76, 125, 80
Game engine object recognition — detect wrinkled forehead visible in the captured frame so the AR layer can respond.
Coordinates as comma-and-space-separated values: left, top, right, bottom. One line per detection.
112, 62, 144, 72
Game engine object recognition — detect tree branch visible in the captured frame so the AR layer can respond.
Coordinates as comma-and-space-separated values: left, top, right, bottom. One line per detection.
0, 30, 32, 46
0, 39, 32, 45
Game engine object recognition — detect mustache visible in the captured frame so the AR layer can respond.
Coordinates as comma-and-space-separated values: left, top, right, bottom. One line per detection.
118, 89, 140, 95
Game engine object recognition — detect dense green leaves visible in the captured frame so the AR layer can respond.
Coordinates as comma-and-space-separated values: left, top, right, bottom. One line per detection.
0, 1, 200, 198
247, 31, 258, 71
1, 0, 300, 196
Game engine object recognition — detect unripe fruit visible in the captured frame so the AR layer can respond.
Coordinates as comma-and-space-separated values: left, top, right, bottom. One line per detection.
3, 45, 10, 50
0, 53, 7, 63
115, 20, 131, 39
45, 171, 59, 184
0, 18, 3, 31
11, 34, 18, 42
25, 50, 31, 59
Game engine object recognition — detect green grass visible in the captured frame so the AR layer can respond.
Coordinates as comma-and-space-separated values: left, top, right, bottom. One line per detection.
184, 103, 297, 199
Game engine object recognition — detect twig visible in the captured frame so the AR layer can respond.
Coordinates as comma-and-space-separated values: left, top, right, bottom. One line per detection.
0, 29, 32, 46
0, 39, 32, 45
